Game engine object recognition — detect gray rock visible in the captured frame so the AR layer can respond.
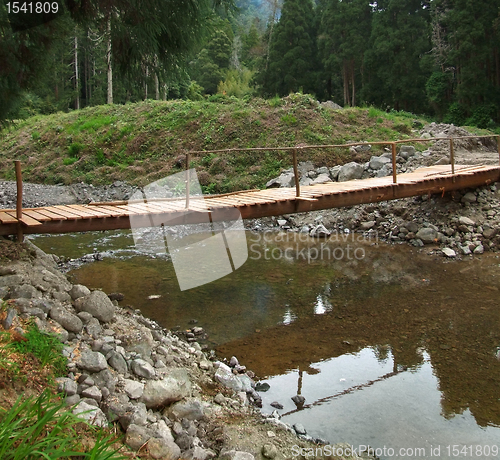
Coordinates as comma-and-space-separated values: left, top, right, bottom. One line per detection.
2, 308, 16, 329
276, 219, 287, 227
124, 379, 145, 400
266, 172, 295, 189
81, 385, 103, 403
73, 401, 108, 427
69, 284, 91, 300
148, 436, 182, 460
434, 156, 449, 165
474, 244, 484, 254
49, 305, 83, 333
459, 245, 472, 255
442, 248, 456, 258
52, 291, 71, 303
415, 228, 438, 244
125, 424, 153, 451
293, 423, 307, 435
34, 317, 69, 342
215, 363, 252, 393
174, 433, 194, 451
399, 145, 416, 159
76, 350, 108, 372
74, 290, 115, 323
406, 222, 419, 233
131, 358, 156, 379
310, 173, 331, 185
338, 162, 364, 182
56, 377, 78, 396
262, 444, 278, 459
329, 165, 342, 181
483, 227, 497, 239
291, 395, 305, 405
92, 368, 117, 393
119, 402, 148, 430
168, 399, 204, 421
108, 350, 128, 374
0, 274, 23, 288
310, 224, 331, 237
140, 369, 191, 409
461, 192, 477, 204
360, 221, 376, 230
65, 394, 80, 406
458, 216, 475, 226
369, 156, 391, 170
9, 284, 41, 300
118, 327, 155, 358
85, 317, 103, 337
376, 165, 392, 177
320, 100, 342, 110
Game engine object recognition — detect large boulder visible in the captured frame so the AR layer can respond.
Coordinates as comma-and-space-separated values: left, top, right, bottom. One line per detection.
337, 162, 364, 182
140, 369, 192, 409
75, 350, 108, 372
49, 305, 83, 333
74, 290, 115, 322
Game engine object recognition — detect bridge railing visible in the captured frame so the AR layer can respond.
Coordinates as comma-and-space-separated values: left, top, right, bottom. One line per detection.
10, 134, 500, 241
185, 134, 500, 199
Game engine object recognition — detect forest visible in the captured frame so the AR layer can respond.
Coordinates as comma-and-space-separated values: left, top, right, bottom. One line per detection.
1, 0, 500, 129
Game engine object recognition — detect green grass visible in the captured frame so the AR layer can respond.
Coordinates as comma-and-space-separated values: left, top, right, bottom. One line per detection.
7, 323, 66, 377
0, 390, 127, 460
0, 95, 445, 189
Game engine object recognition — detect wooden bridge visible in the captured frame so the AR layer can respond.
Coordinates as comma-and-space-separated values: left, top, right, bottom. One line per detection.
1, 136, 499, 240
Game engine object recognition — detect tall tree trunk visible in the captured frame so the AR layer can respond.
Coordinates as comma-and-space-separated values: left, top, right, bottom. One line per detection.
106, 17, 113, 104
351, 59, 355, 107
145, 65, 149, 100
154, 56, 160, 100
74, 34, 80, 110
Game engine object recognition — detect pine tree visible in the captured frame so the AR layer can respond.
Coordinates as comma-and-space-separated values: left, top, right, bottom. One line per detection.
319, 0, 372, 106
260, 0, 318, 96
362, 0, 432, 112
429, 0, 500, 124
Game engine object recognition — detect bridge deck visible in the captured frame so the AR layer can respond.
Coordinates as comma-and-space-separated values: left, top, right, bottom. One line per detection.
1, 164, 499, 236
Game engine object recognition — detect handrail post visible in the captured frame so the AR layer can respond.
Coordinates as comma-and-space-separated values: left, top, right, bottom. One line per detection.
497, 135, 500, 166
14, 160, 23, 242
293, 148, 300, 197
449, 137, 455, 182
391, 143, 397, 184
185, 153, 190, 209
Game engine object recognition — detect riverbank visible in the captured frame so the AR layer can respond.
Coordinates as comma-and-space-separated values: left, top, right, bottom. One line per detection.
1, 237, 376, 460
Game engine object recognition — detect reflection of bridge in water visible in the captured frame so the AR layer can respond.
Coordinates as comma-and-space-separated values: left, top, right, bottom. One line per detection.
1, 135, 499, 240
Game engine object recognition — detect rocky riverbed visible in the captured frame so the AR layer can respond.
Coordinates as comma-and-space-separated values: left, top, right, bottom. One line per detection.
0, 240, 375, 460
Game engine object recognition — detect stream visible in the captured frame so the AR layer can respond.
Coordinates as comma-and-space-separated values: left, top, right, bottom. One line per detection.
30, 229, 500, 459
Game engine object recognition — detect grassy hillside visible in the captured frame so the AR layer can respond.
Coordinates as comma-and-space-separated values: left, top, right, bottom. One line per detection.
0, 94, 433, 193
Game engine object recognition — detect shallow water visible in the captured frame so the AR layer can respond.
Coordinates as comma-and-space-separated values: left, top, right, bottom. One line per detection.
31, 230, 500, 459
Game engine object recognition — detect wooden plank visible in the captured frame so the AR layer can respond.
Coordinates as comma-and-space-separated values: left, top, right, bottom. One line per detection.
94, 205, 128, 217
53, 205, 93, 219
4, 212, 42, 227
33, 208, 68, 221
67, 204, 113, 218
43, 206, 82, 220
0, 212, 18, 224
22, 210, 51, 222
20, 216, 43, 227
